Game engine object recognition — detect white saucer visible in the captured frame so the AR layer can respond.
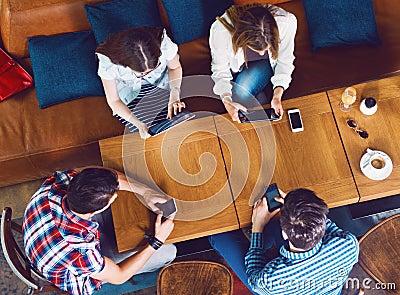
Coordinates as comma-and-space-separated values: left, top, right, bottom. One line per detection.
360, 150, 393, 181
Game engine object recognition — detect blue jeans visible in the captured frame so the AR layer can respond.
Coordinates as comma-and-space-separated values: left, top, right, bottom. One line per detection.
208, 218, 284, 294
232, 59, 273, 108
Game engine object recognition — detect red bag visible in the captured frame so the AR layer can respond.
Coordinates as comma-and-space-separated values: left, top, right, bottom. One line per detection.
0, 48, 33, 101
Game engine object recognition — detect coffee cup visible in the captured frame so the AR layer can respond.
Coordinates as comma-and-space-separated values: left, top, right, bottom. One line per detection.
363, 149, 387, 173
360, 97, 377, 115
361, 148, 393, 180
369, 154, 386, 170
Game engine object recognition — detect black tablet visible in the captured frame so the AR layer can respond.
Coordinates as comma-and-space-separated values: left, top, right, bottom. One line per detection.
148, 110, 195, 136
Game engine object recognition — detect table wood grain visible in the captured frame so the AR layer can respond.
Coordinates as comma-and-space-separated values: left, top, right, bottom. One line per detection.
215, 92, 359, 228
328, 75, 400, 202
100, 117, 239, 252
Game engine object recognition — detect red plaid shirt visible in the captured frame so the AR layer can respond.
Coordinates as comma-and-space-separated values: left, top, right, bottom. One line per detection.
22, 170, 105, 295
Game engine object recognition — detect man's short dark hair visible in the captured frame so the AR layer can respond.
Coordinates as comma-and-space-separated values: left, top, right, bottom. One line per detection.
66, 168, 119, 214
280, 188, 329, 251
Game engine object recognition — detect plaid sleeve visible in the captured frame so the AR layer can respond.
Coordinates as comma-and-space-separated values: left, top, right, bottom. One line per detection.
72, 249, 105, 276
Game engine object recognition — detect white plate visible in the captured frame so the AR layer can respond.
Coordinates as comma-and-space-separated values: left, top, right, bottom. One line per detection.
360, 150, 393, 181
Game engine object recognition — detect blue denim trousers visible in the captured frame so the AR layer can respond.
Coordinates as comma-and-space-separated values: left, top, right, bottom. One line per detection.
208, 218, 285, 294
232, 59, 273, 108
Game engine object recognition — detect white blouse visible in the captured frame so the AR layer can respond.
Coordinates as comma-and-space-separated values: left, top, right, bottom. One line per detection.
209, 5, 297, 96
96, 29, 178, 105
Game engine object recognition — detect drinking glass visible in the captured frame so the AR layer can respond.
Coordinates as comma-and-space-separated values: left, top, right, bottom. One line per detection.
339, 87, 357, 112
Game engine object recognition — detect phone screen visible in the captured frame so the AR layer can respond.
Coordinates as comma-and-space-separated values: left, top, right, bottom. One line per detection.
289, 111, 302, 129
265, 183, 282, 212
155, 199, 177, 218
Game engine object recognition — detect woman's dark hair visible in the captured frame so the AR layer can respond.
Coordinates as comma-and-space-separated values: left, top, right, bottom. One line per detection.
217, 4, 279, 64
66, 168, 119, 214
280, 189, 329, 251
96, 26, 163, 72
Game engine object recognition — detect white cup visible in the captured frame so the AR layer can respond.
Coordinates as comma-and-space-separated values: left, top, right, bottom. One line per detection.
362, 149, 386, 174
360, 97, 377, 115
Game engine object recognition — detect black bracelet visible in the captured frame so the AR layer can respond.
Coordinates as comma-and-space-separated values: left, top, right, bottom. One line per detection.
144, 234, 163, 250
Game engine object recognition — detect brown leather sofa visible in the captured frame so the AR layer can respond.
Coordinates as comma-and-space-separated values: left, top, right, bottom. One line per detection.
0, 0, 399, 188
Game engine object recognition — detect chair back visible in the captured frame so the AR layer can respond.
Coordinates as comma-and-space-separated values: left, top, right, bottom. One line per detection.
157, 261, 233, 295
358, 213, 400, 295
1, 207, 67, 294
1, 207, 40, 290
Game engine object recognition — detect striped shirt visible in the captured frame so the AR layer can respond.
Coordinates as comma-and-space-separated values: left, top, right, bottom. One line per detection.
245, 219, 359, 295
23, 170, 105, 295
115, 83, 169, 133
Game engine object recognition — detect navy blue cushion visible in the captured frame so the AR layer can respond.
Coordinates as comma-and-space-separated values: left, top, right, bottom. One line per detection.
161, 0, 233, 44
85, 0, 163, 44
28, 31, 104, 109
302, 0, 381, 52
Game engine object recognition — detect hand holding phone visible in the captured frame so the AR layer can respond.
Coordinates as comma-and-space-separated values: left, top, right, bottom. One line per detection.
154, 198, 177, 218
265, 183, 283, 212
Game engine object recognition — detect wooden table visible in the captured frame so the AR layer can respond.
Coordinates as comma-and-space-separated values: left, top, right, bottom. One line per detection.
99, 75, 399, 252
216, 92, 359, 227
328, 75, 400, 202
99, 116, 239, 252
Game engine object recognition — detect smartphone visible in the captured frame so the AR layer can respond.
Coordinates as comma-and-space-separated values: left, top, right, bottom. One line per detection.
154, 199, 177, 218
265, 183, 282, 212
238, 108, 280, 123
288, 108, 304, 132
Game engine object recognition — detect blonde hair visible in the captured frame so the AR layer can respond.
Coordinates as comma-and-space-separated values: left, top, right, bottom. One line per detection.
217, 4, 279, 65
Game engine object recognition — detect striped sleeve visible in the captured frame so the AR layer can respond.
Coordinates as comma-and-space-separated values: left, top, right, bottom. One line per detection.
245, 233, 270, 291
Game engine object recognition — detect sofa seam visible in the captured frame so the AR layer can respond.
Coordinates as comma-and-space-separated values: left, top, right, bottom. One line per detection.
0, 140, 103, 162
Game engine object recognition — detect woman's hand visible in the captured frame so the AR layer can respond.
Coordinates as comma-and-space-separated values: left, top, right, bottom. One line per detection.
271, 87, 284, 117
167, 88, 185, 119
222, 96, 247, 122
251, 197, 280, 233
154, 214, 174, 243
167, 100, 186, 119
137, 122, 150, 139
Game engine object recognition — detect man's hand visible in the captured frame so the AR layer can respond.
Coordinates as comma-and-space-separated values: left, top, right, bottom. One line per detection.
251, 197, 280, 233
154, 214, 174, 243
137, 122, 150, 139
142, 189, 170, 213
275, 189, 287, 205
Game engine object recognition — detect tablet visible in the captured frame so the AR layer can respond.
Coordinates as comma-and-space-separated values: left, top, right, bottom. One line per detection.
148, 109, 195, 136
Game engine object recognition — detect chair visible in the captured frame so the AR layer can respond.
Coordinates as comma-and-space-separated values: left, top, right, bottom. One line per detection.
1, 207, 68, 294
358, 213, 400, 295
157, 261, 233, 295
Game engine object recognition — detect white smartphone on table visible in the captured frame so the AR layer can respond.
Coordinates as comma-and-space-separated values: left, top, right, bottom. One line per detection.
288, 108, 304, 132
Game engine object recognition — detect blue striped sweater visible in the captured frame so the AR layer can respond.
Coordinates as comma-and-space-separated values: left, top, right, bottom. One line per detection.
245, 219, 359, 295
